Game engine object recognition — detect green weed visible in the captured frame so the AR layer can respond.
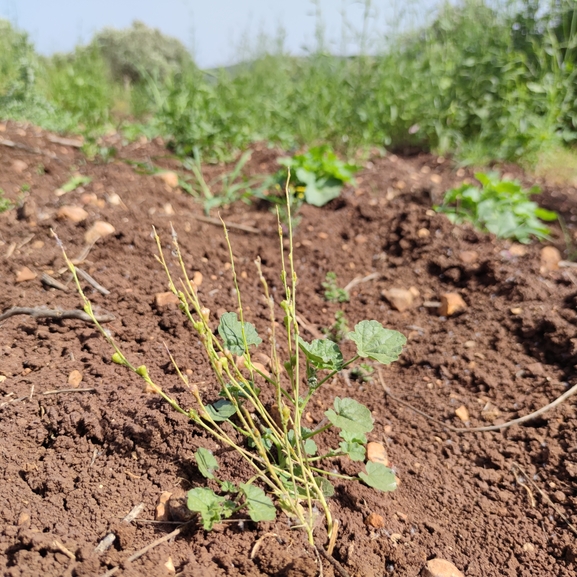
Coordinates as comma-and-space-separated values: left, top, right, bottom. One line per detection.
0, 188, 13, 213
435, 171, 557, 243
322, 272, 349, 303
58, 189, 406, 546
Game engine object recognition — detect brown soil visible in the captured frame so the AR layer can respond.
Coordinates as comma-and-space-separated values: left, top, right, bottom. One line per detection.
1, 121, 577, 577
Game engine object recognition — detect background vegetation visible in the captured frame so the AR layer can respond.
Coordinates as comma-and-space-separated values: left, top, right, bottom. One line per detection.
1, 0, 576, 166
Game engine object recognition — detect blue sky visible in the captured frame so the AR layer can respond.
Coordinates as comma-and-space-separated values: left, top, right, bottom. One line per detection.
0, 0, 438, 68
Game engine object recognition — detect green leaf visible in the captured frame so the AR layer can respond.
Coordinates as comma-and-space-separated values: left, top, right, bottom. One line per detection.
339, 430, 368, 444
339, 441, 366, 461
347, 321, 406, 365
315, 477, 335, 498
298, 337, 343, 371
218, 312, 262, 356
195, 448, 219, 480
186, 487, 235, 530
220, 381, 260, 400
534, 207, 557, 221
359, 462, 397, 492
60, 175, 92, 193
240, 484, 276, 522
205, 399, 237, 422
325, 397, 374, 435
220, 481, 237, 493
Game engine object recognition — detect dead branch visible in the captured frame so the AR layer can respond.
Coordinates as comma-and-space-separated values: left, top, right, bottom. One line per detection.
316, 546, 351, 577
76, 268, 110, 295
0, 307, 115, 324
343, 272, 380, 293
379, 369, 577, 433
43, 388, 95, 395
194, 214, 260, 234
41, 273, 69, 292
0, 137, 63, 162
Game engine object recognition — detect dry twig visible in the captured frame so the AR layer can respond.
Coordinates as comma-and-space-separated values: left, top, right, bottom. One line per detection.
194, 214, 260, 234
95, 503, 145, 555
316, 546, 351, 577
43, 388, 95, 395
379, 370, 577, 433
343, 272, 380, 293
41, 273, 69, 292
76, 267, 111, 295
0, 137, 63, 162
0, 307, 115, 324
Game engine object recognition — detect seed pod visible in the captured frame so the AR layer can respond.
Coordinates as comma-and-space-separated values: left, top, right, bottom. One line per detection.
112, 352, 125, 365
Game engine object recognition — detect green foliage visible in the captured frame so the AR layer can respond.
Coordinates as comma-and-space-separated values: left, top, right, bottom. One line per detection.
325, 397, 374, 435
195, 448, 219, 480
58, 175, 92, 193
217, 312, 262, 356
298, 337, 343, 371
347, 320, 408, 365
323, 310, 350, 343
435, 171, 557, 243
322, 272, 349, 303
277, 145, 359, 208
359, 462, 397, 492
0, 189, 13, 213
91, 20, 193, 83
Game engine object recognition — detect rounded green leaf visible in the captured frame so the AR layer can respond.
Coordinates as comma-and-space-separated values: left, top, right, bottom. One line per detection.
324, 397, 374, 435
359, 462, 397, 492
347, 321, 406, 365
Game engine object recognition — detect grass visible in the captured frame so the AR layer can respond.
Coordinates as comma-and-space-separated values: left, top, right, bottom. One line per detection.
1, 1, 576, 168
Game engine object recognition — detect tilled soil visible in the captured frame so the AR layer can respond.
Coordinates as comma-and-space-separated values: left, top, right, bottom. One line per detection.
1, 121, 577, 577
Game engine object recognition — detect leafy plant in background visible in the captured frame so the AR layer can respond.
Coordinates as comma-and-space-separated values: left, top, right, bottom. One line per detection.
323, 310, 350, 344
0, 189, 13, 213
322, 272, 350, 303
435, 171, 557, 243
58, 188, 406, 548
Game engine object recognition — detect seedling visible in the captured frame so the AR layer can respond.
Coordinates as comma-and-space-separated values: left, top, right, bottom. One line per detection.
322, 272, 349, 303
323, 310, 350, 343
435, 172, 557, 243
0, 188, 12, 213
350, 363, 375, 383
57, 185, 406, 548
57, 174, 92, 195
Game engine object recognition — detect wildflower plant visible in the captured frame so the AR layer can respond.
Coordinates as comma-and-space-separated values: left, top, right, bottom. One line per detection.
57, 185, 406, 548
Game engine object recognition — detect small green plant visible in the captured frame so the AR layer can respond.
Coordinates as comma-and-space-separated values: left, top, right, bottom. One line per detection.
57, 174, 92, 194
435, 171, 557, 243
183, 149, 263, 213
0, 188, 13, 213
323, 310, 350, 343
57, 189, 406, 548
322, 272, 349, 303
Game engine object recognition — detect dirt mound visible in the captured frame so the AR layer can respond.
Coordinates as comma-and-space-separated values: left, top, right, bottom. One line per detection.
1, 120, 576, 576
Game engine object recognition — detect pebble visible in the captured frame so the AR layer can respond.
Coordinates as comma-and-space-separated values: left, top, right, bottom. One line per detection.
367, 442, 389, 466
439, 293, 467, 316
364, 512, 385, 529
85, 221, 115, 244
422, 558, 464, 577
57, 205, 89, 223
540, 246, 561, 272
155, 292, 180, 307
481, 402, 500, 422
68, 370, 83, 387
510, 307, 522, 315
318, 232, 328, 239
455, 405, 469, 422
12, 160, 28, 174
509, 244, 527, 257
108, 193, 122, 206
417, 228, 430, 238
430, 174, 442, 184
458, 250, 478, 264
522, 543, 535, 552
165, 557, 176, 573
15, 267, 37, 283
382, 288, 414, 312
156, 492, 172, 521
17, 512, 30, 526
193, 271, 203, 287
155, 171, 179, 188
463, 340, 476, 348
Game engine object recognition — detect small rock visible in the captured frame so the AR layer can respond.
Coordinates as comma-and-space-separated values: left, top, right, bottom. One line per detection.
509, 244, 527, 257
12, 160, 28, 173
522, 542, 535, 552
156, 492, 172, 521
383, 288, 414, 313
439, 293, 467, 316
553, 490, 566, 503
525, 362, 545, 377
481, 402, 500, 422
16, 267, 37, 283
155, 171, 179, 188
367, 442, 389, 466
455, 405, 469, 422
155, 292, 180, 307
165, 557, 176, 573
32, 240, 44, 249
510, 307, 522, 315
84, 221, 115, 244
17, 512, 30, 526
422, 558, 464, 577
409, 286, 420, 299
80, 193, 105, 208
107, 193, 122, 206
540, 246, 561, 272
163, 202, 175, 215
417, 228, 430, 238
463, 340, 476, 348
458, 250, 478, 264
68, 370, 83, 387
355, 234, 368, 244
57, 205, 89, 223
252, 362, 270, 378
364, 512, 385, 529
193, 271, 203, 287
430, 174, 442, 184
318, 232, 328, 239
